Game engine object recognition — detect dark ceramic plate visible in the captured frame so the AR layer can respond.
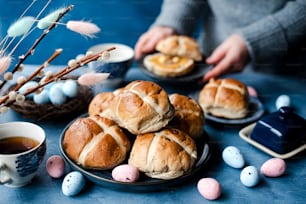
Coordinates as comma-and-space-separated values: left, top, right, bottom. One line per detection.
137, 54, 211, 84
59, 116, 211, 192
190, 91, 265, 125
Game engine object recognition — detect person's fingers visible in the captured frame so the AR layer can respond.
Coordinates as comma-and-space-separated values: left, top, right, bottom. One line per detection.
203, 58, 230, 81
206, 43, 228, 65
134, 34, 151, 60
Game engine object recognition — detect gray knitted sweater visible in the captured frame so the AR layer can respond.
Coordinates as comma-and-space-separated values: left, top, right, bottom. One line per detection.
153, 0, 306, 75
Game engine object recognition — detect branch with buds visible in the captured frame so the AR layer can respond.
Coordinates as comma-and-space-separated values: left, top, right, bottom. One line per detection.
0, 2, 111, 114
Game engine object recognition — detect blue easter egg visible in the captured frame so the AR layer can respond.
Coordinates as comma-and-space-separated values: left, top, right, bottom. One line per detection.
49, 86, 67, 105
62, 171, 86, 196
240, 166, 259, 187
33, 89, 50, 104
19, 81, 38, 99
62, 80, 78, 98
39, 76, 55, 90
222, 146, 245, 169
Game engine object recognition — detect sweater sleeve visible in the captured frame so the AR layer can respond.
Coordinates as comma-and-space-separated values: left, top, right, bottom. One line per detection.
152, 0, 206, 35
237, 0, 306, 62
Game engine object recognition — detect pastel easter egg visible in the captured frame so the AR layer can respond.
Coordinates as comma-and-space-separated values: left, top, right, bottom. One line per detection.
240, 166, 259, 187
222, 146, 245, 169
49, 85, 67, 105
46, 155, 65, 178
39, 76, 55, 90
33, 89, 50, 104
62, 171, 86, 196
112, 164, 140, 183
19, 81, 38, 98
197, 178, 222, 200
62, 79, 78, 98
260, 158, 286, 177
275, 95, 290, 110
247, 86, 258, 97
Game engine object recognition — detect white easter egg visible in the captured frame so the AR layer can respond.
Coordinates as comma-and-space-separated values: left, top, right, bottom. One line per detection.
275, 95, 290, 109
112, 164, 140, 183
197, 178, 222, 200
222, 146, 245, 169
33, 89, 50, 104
260, 158, 286, 177
62, 171, 86, 196
19, 81, 38, 98
240, 166, 259, 187
62, 79, 78, 98
49, 85, 67, 105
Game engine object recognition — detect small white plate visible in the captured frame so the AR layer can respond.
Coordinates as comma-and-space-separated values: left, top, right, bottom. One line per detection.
239, 123, 306, 159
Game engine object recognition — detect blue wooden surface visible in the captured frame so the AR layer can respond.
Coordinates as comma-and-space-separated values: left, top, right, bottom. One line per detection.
0, 65, 305, 204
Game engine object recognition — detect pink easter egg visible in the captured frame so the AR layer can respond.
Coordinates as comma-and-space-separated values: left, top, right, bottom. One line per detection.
260, 158, 286, 177
197, 178, 222, 200
46, 155, 66, 178
112, 164, 139, 183
247, 86, 258, 97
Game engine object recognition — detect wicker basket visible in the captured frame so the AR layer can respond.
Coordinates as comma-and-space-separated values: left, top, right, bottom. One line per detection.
6, 77, 94, 121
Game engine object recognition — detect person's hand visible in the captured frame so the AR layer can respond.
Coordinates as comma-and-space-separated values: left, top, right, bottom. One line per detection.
203, 34, 250, 82
134, 26, 175, 60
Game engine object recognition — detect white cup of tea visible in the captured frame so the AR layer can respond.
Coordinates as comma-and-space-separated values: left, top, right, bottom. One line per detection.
0, 122, 46, 187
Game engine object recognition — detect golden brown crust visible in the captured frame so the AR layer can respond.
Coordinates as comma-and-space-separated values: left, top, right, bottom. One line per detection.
88, 92, 115, 116
199, 78, 249, 119
143, 53, 195, 77
156, 35, 202, 61
108, 80, 175, 134
63, 115, 130, 170
168, 93, 205, 139
128, 128, 197, 180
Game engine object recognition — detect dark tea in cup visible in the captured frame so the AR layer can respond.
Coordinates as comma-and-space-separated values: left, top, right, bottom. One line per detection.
0, 136, 39, 154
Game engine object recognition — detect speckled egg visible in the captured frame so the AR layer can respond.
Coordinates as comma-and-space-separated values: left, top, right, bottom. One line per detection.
49, 85, 67, 105
197, 178, 222, 200
240, 166, 259, 187
276, 95, 290, 109
62, 171, 86, 196
222, 146, 245, 169
46, 155, 65, 178
33, 89, 50, 104
260, 158, 286, 177
62, 79, 78, 98
112, 164, 140, 183
19, 81, 38, 98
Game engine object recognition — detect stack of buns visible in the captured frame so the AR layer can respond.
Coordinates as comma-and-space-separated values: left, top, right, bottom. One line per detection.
63, 80, 206, 180
143, 35, 202, 77
198, 78, 249, 119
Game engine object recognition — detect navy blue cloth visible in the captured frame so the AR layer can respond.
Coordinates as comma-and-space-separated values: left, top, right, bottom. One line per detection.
0, 0, 162, 65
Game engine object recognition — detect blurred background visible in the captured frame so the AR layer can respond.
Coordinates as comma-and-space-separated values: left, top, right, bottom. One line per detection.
0, 0, 163, 65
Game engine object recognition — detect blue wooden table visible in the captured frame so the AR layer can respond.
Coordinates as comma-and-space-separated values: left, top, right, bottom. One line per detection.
0, 66, 305, 204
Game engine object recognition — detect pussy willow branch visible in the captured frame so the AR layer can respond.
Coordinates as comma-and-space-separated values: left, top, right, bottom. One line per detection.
3, 47, 116, 107
0, 4, 74, 90
0, 49, 62, 105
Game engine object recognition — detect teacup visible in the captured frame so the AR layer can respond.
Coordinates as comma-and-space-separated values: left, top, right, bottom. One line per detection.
88, 43, 134, 88
0, 122, 46, 187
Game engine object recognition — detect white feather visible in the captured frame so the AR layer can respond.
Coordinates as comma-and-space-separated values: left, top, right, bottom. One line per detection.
7, 16, 35, 37
78, 72, 109, 86
0, 55, 12, 74
66, 20, 101, 38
